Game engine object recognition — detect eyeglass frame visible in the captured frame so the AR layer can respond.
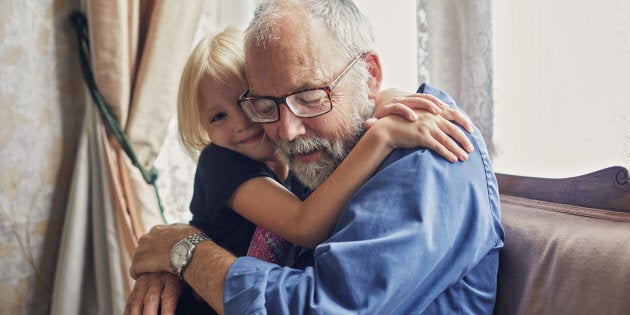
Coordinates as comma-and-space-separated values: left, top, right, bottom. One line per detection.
237, 51, 367, 123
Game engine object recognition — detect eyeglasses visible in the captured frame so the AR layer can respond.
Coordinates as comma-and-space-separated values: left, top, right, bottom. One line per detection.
238, 52, 366, 123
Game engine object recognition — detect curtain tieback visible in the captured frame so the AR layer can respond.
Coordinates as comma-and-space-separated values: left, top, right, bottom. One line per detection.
68, 11, 167, 224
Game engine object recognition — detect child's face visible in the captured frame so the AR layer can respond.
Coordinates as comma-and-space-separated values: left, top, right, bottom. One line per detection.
197, 75, 277, 161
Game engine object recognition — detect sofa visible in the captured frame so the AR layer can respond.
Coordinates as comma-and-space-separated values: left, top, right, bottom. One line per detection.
494, 166, 630, 314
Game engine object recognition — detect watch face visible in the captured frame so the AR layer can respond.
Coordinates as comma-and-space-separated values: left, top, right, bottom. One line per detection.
171, 242, 191, 267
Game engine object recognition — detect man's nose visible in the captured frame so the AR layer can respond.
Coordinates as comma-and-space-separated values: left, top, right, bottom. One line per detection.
277, 103, 306, 141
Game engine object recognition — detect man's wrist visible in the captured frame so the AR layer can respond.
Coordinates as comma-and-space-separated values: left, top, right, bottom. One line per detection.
184, 240, 236, 313
170, 232, 212, 280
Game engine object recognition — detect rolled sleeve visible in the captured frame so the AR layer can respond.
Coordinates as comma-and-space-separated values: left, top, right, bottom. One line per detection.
224, 257, 276, 314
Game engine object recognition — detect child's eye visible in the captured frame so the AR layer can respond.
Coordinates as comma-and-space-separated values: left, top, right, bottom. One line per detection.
210, 112, 227, 123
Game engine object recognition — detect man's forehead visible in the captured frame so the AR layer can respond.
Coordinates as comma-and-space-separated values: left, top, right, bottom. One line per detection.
244, 14, 343, 97
245, 44, 335, 97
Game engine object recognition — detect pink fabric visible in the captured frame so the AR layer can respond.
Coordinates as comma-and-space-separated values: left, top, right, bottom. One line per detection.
247, 226, 291, 264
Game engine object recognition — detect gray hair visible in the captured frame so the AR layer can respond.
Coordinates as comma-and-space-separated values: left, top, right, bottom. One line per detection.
244, 0, 375, 60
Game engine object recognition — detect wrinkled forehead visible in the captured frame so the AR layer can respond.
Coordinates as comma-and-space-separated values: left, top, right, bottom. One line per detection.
244, 17, 342, 98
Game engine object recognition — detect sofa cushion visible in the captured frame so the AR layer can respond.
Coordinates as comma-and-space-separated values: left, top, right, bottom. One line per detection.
495, 195, 630, 315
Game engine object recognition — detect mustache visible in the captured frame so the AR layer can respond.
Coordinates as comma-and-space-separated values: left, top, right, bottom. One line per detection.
277, 137, 333, 155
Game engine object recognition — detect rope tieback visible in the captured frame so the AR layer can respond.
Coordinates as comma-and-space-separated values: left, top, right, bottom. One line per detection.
69, 11, 167, 224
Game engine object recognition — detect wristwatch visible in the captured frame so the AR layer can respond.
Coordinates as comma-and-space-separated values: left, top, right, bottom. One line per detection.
169, 232, 211, 280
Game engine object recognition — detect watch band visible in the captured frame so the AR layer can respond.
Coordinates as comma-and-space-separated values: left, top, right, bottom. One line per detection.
188, 232, 211, 246
172, 232, 211, 280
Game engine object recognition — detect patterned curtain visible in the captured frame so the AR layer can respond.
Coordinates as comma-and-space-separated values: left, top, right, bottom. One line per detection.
417, 0, 495, 156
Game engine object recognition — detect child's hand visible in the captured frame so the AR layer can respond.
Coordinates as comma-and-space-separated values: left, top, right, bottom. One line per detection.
366, 112, 473, 163
368, 88, 475, 163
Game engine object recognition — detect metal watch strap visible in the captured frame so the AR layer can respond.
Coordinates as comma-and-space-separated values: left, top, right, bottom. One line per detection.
175, 232, 211, 280
188, 232, 210, 246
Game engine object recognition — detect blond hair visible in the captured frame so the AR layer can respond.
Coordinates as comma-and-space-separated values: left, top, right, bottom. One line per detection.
177, 27, 247, 160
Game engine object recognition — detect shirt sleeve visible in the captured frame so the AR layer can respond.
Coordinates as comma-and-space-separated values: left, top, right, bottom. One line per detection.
223, 85, 504, 314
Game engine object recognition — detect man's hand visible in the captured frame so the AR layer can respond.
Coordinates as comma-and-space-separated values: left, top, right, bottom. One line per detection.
124, 272, 182, 315
130, 223, 201, 279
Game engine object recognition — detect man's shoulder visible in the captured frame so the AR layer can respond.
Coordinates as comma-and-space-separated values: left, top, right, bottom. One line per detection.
374, 143, 497, 200
377, 146, 478, 175
417, 83, 456, 106
379, 82, 498, 194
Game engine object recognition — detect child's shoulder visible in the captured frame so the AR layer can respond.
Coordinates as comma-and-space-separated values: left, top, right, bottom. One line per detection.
198, 143, 270, 175
199, 143, 251, 163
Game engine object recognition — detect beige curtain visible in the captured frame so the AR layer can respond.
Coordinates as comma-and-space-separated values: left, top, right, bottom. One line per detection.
51, 1, 203, 314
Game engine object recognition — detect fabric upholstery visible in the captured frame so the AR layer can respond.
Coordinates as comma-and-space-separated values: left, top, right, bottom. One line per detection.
495, 195, 630, 315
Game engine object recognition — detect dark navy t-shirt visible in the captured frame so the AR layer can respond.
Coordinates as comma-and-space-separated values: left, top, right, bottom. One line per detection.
178, 143, 308, 314
188, 144, 276, 256
189, 143, 310, 256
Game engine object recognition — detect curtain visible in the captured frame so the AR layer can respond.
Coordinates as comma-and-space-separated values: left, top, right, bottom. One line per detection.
50, 1, 203, 314
416, 0, 495, 155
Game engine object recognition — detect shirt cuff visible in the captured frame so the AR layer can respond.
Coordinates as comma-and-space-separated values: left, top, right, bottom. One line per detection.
224, 256, 279, 314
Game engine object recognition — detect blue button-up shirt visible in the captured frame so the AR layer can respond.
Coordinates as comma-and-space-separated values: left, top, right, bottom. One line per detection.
223, 83, 504, 314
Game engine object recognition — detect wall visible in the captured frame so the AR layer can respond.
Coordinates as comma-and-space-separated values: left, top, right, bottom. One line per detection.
492, 0, 630, 177
0, 0, 84, 313
355, 0, 418, 91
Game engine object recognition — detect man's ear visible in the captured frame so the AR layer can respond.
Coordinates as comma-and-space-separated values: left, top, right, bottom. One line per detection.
364, 51, 383, 99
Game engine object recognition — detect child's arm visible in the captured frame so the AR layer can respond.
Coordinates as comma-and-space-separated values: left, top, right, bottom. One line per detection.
228, 94, 473, 249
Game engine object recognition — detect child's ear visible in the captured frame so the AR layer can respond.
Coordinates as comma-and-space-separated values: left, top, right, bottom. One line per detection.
363, 51, 383, 99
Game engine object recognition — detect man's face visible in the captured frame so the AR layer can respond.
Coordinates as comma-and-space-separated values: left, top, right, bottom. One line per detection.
245, 21, 374, 188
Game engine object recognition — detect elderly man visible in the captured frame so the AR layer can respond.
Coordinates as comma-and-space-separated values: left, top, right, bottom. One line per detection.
127, 0, 503, 314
